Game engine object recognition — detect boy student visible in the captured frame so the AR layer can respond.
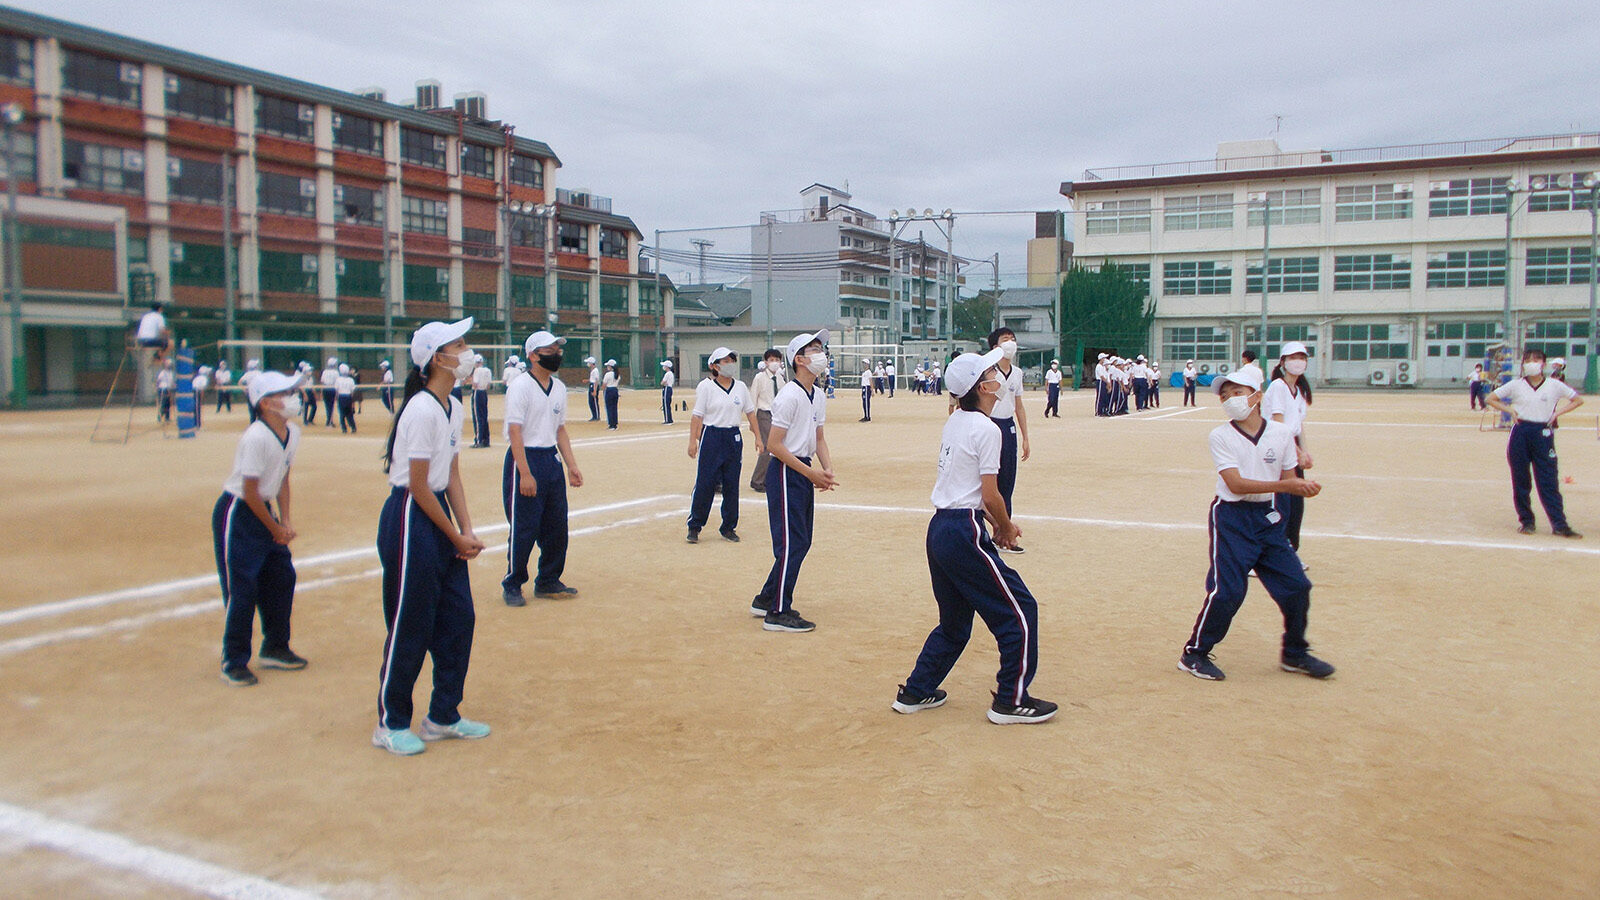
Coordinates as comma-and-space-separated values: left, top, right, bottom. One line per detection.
470, 353, 493, 448
585, 356, 601, 421
1179, 365, 1334, 682
212, 369, 308, 686
749, 348, 787, 492
1043, 359, 1062, 417
1485, 349, 1584, 537
964, 328, 1030, 551
893, 348, 1057, 725
750, 329, 837, 633
501, 331, 585, 606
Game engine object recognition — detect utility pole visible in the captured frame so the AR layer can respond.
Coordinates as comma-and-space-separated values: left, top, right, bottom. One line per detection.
764, 220, 774, 351
1502, 181, 1518, 356
689, 238, 714, 283
1258, 197, 1271, 359
221, 151, 236, 369
3, 104, 22, 408
1586, 176, 1599, 394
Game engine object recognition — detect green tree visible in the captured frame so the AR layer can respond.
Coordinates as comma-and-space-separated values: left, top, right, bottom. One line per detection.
1058, 262, 1157, 363
952, 290, 998, 343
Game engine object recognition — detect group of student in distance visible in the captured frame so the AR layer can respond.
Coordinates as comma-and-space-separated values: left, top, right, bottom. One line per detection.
1092, 353, 1162, 417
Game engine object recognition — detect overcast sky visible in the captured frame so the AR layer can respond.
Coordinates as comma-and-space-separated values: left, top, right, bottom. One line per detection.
27, 0, 1600, 286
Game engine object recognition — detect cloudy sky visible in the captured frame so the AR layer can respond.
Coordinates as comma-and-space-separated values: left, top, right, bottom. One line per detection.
27, 0, 1600, 285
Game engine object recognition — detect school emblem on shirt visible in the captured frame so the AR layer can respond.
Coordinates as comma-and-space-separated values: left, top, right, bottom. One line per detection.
1263, 447, 1278, 466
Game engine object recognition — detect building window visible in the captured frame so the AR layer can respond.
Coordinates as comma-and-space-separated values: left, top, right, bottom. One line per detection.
1335, 183, 1413, 222
257, 171, 316, 216
1426, 249, 1506, 287
599, 228, 629, 259
508, 212, 544, 248
1163, 326, 1231, 361
334, 183, 383, 226
1333, 254, 1411, 291
1162, 260, 1232, 295
599, 282, 629, 312
1529, 174, 1598, 212
400, 196, 448, 235
1523, 319, 1590, 358
1525, 247, 1594, 286
638, 283, 662, 316
1332, 324, 1408, 361
463, 291, 498, 317
460, 144, 495, 179
0, 34, 33, 83
62, 139, 145, 194
167, 155, 223, 204
255, 93, 314, 140
1428, 177, 1508, 217
558, 221, 588, 254
403, 264, 448, 302
336, 258, 384, 298
1164, 193, 1232, 231
333, 111, 383, 155
60, 48, 141, 105
461, 226, 497, 257
508, 153, 543, 188
400, 127, 446, 168
510, 274, 545, 308
18, 223, 115, 249
1247, 189, 1320, 226
165, 72, 233, 124
169, 242, 226, 287
1084, 198, 1151, 235
1246, 256, 1319, 293
556, 278, 589, 310
1243, 324, 1316, 360
258, 250, 318, 294
4, 130, 36, 183
1427, 321, 1504, 358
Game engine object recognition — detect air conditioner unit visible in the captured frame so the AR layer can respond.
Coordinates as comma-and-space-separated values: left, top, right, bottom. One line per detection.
1369, 368, 1390, 386
299, 179, 316, 197
167, 158, 182, 176
301, 256, 319, 273
435, 269, 450, 284
1395, 369, 1415, 385
297, 106, 315, 122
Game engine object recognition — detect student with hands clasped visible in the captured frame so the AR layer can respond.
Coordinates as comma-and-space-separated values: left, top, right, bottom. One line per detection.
686, 347, 763, 544
1485, 348, 1584, 537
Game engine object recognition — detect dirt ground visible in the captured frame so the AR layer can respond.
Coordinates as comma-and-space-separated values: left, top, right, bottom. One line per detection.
1, 382, 1597, 898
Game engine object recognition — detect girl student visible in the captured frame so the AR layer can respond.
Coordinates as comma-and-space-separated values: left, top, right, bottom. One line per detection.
335, 363, 358, 433
603, 358, 621, 430
373, 318, 491, 757
1262, 341, 1313, 555
212, 369, 308, 687
686, 347, 763, 544
1485, 348, 1584, 538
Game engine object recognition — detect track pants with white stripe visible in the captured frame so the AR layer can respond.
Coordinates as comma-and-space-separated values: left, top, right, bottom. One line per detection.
212, 493, 296, 672
376, 487, 474, 731
687, 425, 742, 534
991, 415, 1018, 515
756, 456, 813, 614
501, 446, 569, 593
904, 508, 1039, 706
472, 389, 490, 447
1184, 498, 1311, 657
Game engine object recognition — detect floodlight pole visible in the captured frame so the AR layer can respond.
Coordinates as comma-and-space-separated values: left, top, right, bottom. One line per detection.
1586, 179, 1599, 394
1502, 181, 1520, 355
1258, 198, 1270, 359
2, 104, 23, 408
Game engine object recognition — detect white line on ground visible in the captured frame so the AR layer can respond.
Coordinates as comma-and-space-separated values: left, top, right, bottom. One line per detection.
567, 431, 681, 448
0, 800, 323, 899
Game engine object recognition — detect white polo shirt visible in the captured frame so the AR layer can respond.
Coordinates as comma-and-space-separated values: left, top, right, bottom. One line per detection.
388, 393, 462, 492
770, 380, 826, 458
1210, 419, 1297, 502
588, 367, 600, 389
1045, 367, 1062, 385
860, 366, 873, 388
136, 310, 165, 341
931, 410, 1001, 510
990, 362, 1024, 419
224, 420, 300, 501
1262, 378, 1309, 438
156, 368, 174, 390
1094, 363, 1108, 382
661, 370, 675, 389
335, 375, 355, 396
1491, 376, 1577, 424
504, 371, 567, 447
694, 377, 754, 428
602, 369, 619, 389
471, 367, 492, 392
192, 372, 209, 392
1132, 363, 1149, 380
320, 367, 338, 388
381, 368, 394, 386
215, 366, 232, 386
502, 364, 520, 386
1183, 365, 1197, 383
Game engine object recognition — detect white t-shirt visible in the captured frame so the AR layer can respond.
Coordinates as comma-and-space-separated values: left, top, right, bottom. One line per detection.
382, 369, 394, 386
320, 367, 338, 388
224, 420, 300, 501
156, 368, 174, 390
874, 365, 885, 378
504, 372, 567, 447
931, 410, 1001, 510
192, 373, 209, 392
694, 377, 754, 428
136, 311, 165, 341
1045, 368, 1062, 385
770, 380, 826, 458
1262, 378, 1309, 438
471, 367, 492, 391
932, 366, 942, 381
335, 375, 355, 396
1132, 363, 1149, 380
886, 364, 895, 379
1183, 365, 1197, 383
588, 367, 600, 388
602, 370, 619, 389
214, 366, 232, 386
990, 362, 1024, 419
502, 365, 520, 386
388, 393, 463, 491
861, 366, 873, 388
1491, 376, 1578, 423
661, 370, 675, 388
1210, 419, 1297, 502
1094, 363, 1108, 382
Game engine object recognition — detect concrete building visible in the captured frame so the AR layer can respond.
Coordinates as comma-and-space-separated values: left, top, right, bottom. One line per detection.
1063, 135, 1600, 387
1025, 210, 1072, 288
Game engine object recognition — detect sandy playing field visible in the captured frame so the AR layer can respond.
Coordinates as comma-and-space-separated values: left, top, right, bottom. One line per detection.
1, 384, 1596, 898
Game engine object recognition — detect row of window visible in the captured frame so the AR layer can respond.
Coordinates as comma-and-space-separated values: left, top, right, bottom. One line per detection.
1151, 247, 1595, 296
1163, 320, 1586, 366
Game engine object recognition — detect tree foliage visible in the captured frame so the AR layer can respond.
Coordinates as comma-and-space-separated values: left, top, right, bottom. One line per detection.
1058, 263, 1158, 359
952, 291, 998, 343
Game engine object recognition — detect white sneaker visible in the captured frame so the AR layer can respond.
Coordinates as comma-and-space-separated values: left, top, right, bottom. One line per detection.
418, 717, 491, 741
372, 727, 425, 756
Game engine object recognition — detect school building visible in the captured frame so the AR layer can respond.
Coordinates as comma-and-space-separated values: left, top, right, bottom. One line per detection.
0, 6, 670, 405
1063, 135, 1600, 387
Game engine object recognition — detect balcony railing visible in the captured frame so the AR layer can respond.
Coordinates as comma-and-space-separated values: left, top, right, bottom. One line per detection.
555, 188, 612, 213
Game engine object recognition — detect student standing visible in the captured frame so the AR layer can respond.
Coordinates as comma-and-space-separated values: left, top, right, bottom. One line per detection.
859, 360, 874, 422
1182, 359, 1198, 407
471, 354, 493, 448
1094, 353, 1109, 416
750, 329, 837, 633
213, 370, 308, 687
1178, 366, 1333, 682
893, 348, 1057, 724
1131, 355, 1150, 410
886, 360, 896, 397
749, 348, 786, 493
501, 331, 585, 606
585, 356, 601, 421
335, 363, 358, 433
214, 360, 233, 412
687, 347, 762, 544
931, 363, 942, 395
379, 359, 395, 413
502, 355, 522, 392
1468, 363, 1486, 409
191, 366, 210, 427
374, 318, 490, 756
1263, 342, 1314, 553
983, 328, 1030, 551
319, 357, 339, 427
1485, 349, 1584, 537
660, 360, 676, 423
1149, 363, 1161, 408
156, 359, 175, 422
1043, 359, 1062, 418
602, 359, 620, 430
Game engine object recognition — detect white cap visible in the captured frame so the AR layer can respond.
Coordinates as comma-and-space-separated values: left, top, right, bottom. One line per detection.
338, 363, 350, 375
475, 353, 485, 363
247, 359, 260, 369
944, 347, 1006, 396
707, 346, 734, 368
1215, 365, 1264, 395
1186, 359, 1195, 364
517, 361, 528, 370
606, 358, 617, 367
662, 360, 673, 368
197, 365, 213, 375
327, 356, 338, 366
1279, 341, 1308, 358
785, 328, 830, 364
584, 356, 597, 365
410, 317, 474, 368
247, 370, 305, 406
379, 359, 390, 369
1097, 352, 1108, 359
523, 331, 565, 355
1051, 359, 1059, 364
1551, 357, 1566, 367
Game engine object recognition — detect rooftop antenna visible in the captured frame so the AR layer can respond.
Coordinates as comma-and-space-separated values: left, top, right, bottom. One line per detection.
1270, 114, 1284, 136
690, 239, 715, 283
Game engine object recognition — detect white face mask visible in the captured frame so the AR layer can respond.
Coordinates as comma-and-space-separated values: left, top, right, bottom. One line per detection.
717, 361, 739, 379
1221, 395, 1257, 421
803, 353, 828, 377
1284, 358, 1308, 377
767, 360, 781, 373
278, 395, 302, 418
999, 339, 1018, 360
446, 348, 476, 380
979, 375, 1003, 396
1523, 361, 1546, 377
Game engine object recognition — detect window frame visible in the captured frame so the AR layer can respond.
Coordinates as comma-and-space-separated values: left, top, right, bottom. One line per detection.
255, 93, 314, 141
164, 72, 234, 125
60, 48, 142, 105
400, 127, 447, 169
62, 139, 146, 194
167, 155, 224, 205
1247, 188, 1321, 226
256, 171, 316, 217
1084, 198, 1152, 235
1245, 256, 1320, 293
1163, 193, 1233, 231
1333, 253, 1411, 291
1334, 183, 1413, 222
1161, 260, 1232, 296
400, 195, 448, 236
1426, 249, 1507, 288
1428, 177, 1508, 217
332, 111, 384, 155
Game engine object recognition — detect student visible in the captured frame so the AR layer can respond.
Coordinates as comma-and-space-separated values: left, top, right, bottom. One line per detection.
893, 347, 1057, 724
501, 331, 585, 606
317, 357, 337, 427
983, 328, 1030, 550
750, 329, 837, 633
214, 359, 233, 412
135, 302, 172, 365
1263, 341, 1314, 554
1178, 365, 1333, 682
931, 362, 942, 395
886, 360, 896, 397
352, 367, 365, 414
749, 348, 786, 493
213, 369, 307, 687
374, 318, 490, 756
470, 353, 492, 448
660, 360, 676, 424
859, 359, 874, 422
191, 366, 210, 427
602, 359, 620, 430
379, 359, 395, 413
335, 363, 357, 433
585, 356, 602, 422
156, 358, 175, 422
1094, 353, 1110, 416
290, 361, 314, 425
873, 361, 886, 395
1182, 359, 1198, 407
687, 347, 762, 544
1148, 362, 1161, 408
1485, 349, 1584, 537
502, 355, 522, 392
1043, 359, 1062, 418
1131, 355, 1150, 410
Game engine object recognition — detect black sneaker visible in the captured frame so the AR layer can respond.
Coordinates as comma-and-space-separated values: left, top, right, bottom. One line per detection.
763, 610, 816, 632
221, 665, 258, 687
1178, 651, 1225, 681
1553, 527, 1583, 539
749, 595, 773, 617
720, 530, 740, 543
987, 693, 1058, 725
534, 583, 579, 599
892, 685, 948, 714
998, 544, 1025, 554
257, 648, 308, 670
686, 528, 700, 544
502, 587, 526, 607
1280, 653, 1336, 679
1518, 523, 1536, 535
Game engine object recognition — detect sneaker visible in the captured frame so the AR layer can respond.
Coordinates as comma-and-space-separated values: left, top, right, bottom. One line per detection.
1553, 527, 1583, 539
987, 693, 1058, 725
220, 665, 258, 687
998, 544, 1025, 554
720, 530, 740, 543
763, 610, 816, 632
749, 595, 773, 617
502, 587, 526, 607
1178, 651, 1226, 681
533, 583, 579, 599
1518, 523, 1536, 535
371, 727, 425, 756
892, 685, 948, 714
1281, 653, 1336, 679
418, 717, 492, 741
686, 528, 700, 544
257, 648, 308, 670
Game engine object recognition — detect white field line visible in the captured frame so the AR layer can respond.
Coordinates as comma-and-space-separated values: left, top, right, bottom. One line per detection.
0, 495, 681, 628
0, 800, 323, 899
567, 430, 680, 448
1157, 468, 1509, 486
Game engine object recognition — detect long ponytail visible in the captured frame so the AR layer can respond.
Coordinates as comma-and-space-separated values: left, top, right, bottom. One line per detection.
382, 363, 431, 472
1270, 363, 1314, 405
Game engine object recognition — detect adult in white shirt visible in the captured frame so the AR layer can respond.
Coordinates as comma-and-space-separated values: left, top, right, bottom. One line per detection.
1182, 359, 1199, 407
584, 356, 601, 422
135, 303, 172, 364
1043, 359, 1062, 418
335, 364, 358, 433
660, 361, 676, 424
686, 347, 762, 543
470, 354, 493, 448
749, 348, 787, 492
501, 331, 585, 605
1486, 348, 1584, 537
319, 358, 339, 427
1262, 341, 1315, 551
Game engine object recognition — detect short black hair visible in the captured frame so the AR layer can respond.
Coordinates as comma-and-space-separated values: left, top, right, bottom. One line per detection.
149, 302, 163, 312
986, 327, 1015, 349
1523, 348, 1547, 363
763, 348, 782, 361
1241, 350, 1258, 363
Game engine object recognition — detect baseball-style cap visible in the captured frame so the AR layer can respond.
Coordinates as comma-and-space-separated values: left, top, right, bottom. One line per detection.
707, 346, 735, 368
944, 347, 1006, 396
1215, 365, 1264, 394
247, 370, 305, 406
326, 356, 338, 366
785, 328, 830, 364
584, 356, 597, 365
662, 360, 673, 368
1097, 352, 1108, 359
605, 358, 617, 367
524, 330, 565, 355
410, 317, 474, 368
338, 363, 350, 375
1279, 341, 1308, 358
379, 359, 390, 369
